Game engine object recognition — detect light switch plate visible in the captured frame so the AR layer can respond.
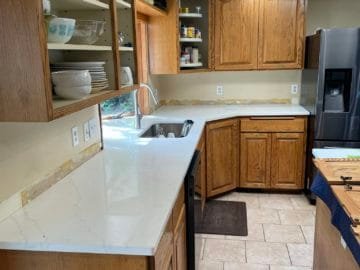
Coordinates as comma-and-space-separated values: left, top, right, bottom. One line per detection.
71, 126, 79, 147
83, 121, 90, 142
89, 118, 97, 139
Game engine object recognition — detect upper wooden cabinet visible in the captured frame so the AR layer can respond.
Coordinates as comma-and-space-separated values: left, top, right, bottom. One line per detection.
0, 0, 138, 122
213, 0, 259, 70
258, 0, 305, 69
206, 119, 239, 197
212, 0, 305, 70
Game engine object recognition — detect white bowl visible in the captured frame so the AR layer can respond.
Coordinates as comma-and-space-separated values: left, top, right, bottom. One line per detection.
54, 85, 92, 100
47, 17, 76, 44
51, 70, 91, 87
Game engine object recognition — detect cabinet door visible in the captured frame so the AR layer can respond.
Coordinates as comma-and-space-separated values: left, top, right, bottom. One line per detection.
206, 119, 239, 197
173, 205, 187, 270
240, 133, 271, 188
195, 132, 207, 204
153, 218, 174, 270
258, 0, 305, 69
271, 133, 305, 189
213, 0, 259, 70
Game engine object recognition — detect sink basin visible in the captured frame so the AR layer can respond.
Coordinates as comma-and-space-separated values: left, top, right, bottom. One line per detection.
140, 120, 193, 138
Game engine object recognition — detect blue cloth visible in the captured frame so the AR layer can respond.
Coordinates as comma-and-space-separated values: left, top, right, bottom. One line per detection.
311, 173, 360, 266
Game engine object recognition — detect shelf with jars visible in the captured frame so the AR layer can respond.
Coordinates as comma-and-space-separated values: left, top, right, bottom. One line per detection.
178, 1, 208, 71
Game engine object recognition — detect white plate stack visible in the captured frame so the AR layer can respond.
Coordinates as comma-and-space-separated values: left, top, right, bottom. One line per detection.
51, 62, 109, 93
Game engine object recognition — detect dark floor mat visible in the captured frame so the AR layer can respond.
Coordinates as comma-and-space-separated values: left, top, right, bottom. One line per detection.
195, 200, 248, 236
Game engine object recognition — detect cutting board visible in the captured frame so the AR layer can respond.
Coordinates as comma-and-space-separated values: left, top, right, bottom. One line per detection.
314, 159, 360, 185
332, 185, 360, 225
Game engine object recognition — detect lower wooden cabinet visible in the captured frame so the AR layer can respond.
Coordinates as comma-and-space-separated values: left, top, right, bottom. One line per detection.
271, 133, 305, 189
206, 119, 239, 197
173, 205, 186, 270
240, 133, 271, 188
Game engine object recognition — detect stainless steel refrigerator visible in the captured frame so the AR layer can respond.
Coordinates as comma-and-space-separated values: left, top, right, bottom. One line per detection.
301, 28, 360, 202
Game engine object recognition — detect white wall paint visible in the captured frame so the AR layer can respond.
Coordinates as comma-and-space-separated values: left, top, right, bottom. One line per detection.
0, 106, 101, 202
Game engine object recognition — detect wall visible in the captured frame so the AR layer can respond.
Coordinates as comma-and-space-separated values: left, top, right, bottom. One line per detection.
0, 106, 101, 206
152, 70, 301, 103
306, 0, 360, 35
152, 0, 360, 103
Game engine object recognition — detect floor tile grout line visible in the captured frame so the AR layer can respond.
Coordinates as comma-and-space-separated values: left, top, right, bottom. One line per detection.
285, 242, 294, 266
300, 225, 309, 244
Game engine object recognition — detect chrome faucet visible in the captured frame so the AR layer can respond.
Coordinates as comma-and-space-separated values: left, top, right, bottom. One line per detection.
134, 83, 159, 129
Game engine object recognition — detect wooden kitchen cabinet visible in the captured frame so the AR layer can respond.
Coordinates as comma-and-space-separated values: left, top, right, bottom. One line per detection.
258, 0, 305, 69
239, 117, 307, 190
212, 0, 305, 70
271, 133, 305, 189
0, 0, 138, 122
213, 0, 259, 70
240, 133, 271, 188
206, 119, 239, 197
173, 205, 187, 270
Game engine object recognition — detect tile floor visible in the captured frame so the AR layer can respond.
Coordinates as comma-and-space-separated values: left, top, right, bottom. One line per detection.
195, 192, 316, 270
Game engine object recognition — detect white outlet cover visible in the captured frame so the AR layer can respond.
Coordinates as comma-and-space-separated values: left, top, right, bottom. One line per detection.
83, 121, 90, 142
291, 84, 299, 95
216, 85, 224, 96
89, 118, 97, 139
71, 126, 79, 147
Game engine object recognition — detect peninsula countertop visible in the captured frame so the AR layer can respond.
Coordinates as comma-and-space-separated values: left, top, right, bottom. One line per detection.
0, 104, 309, 256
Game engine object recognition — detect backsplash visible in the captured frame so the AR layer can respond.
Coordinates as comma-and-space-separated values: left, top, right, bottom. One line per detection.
0, 106, 101, 221
152, 70, 302, 103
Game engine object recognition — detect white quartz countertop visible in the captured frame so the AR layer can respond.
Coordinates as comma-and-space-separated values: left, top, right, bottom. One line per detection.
0, 104, 309, 256
312, 148, 360, 159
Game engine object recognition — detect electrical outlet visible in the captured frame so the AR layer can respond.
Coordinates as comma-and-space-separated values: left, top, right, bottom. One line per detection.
71, 126, 79, 147
89, 118, 97, 139
83, 121, 90, 142
216, 85, 224, 96
291, 84, 299, 95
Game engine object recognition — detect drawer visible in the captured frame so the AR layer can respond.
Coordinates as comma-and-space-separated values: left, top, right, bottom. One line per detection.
172, 185, 185, 227
241, 117, 306, 132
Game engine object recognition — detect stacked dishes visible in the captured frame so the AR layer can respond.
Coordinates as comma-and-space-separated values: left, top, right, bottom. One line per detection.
51, 70, 91, 100
51, 62, 109, 93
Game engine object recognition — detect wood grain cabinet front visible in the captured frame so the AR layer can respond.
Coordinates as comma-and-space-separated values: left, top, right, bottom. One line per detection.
206, 119, 239, 197
213, 0, 259, 70
239, 117, 307, 190
270, 133, 305, 189
258, 0, 305, 69
212, 0, 305, 70
240, 133, 271, 188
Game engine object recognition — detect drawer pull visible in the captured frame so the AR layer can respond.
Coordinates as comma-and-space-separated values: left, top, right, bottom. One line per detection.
249, 116, 296, 120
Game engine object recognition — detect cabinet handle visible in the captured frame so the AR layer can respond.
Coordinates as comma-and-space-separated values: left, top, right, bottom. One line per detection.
249, 116, 296, 120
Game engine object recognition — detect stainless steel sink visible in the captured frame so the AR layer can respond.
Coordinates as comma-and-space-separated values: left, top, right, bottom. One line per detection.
140, 120, 193, 138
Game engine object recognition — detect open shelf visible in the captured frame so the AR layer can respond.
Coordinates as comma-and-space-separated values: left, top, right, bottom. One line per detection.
119, 46, 134, 51
116, 0, 132, 9
52, 85, 137, 119
136, 0, 167, 17
180, 62, 203, 68
180, 38, 203, 43
48, 43, 112, 51
179, 13, 202, 18
52, 0, 109, 11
